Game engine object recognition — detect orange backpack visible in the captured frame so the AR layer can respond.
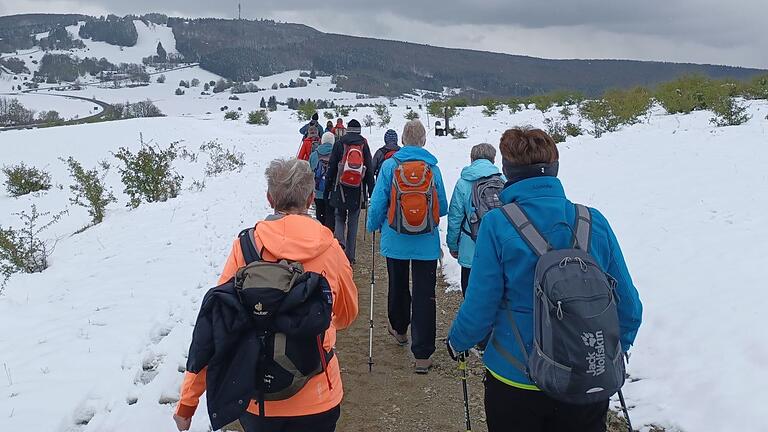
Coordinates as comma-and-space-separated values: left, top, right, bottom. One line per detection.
387, 159, 440, 235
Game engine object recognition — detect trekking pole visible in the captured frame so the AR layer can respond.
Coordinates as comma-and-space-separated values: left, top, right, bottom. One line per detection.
618, 389, 633, 432
367, 231, 376, 372
458, 352, 472, 432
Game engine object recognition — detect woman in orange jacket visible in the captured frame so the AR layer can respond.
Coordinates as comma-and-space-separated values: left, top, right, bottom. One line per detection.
173, 158, 359, 432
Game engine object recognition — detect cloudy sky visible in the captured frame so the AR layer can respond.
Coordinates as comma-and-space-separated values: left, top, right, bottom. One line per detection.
2, 0, 765, 69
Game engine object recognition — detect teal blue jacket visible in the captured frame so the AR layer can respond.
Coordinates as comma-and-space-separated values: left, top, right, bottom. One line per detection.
448, 176, 643, 387
366, 146, 448, 260
446, 159, 504, 268
309, 142, 333, 196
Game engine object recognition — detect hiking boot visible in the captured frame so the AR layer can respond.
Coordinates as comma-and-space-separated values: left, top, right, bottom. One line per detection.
387, 325, 408, 346
414, 358, 433, 374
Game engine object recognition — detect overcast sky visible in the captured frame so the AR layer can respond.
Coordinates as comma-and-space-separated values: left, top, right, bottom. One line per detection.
2, 0, 765, 69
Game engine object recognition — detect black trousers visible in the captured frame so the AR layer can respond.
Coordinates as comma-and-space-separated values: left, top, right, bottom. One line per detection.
460, 266, 471, 297
484, 372, 608, 432
239, 405, 340, 432
386, 258, 437, 359
314, 198, 334, 231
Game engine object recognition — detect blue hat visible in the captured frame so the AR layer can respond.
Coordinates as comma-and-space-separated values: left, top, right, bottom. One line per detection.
384, 129, 398, 145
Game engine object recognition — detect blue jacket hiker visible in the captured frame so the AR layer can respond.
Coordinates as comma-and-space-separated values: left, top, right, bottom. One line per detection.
366, 120, 448, 373
309, 132, 336, 230
446, 158, 504, 269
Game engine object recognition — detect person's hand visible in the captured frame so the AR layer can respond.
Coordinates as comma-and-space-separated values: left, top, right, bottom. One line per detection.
449, 251, 459, 259
173, 414, 192, 431
446, 338, 463, 361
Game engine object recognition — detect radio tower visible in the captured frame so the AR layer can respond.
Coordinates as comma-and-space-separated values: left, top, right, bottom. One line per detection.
238, 3, 242, 20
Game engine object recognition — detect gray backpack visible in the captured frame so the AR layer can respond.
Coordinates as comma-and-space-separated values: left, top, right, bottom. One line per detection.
465, 174, 505, 241
493, 202, 625, 405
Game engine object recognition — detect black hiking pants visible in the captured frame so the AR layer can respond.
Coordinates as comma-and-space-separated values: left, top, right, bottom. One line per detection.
386, 258, 437, 360
239, 405, 340, 432
314, 198, 334, 231
484, 372, 609, 432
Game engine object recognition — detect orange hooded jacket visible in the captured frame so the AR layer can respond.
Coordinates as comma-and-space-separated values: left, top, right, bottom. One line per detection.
176, 214, 358, 419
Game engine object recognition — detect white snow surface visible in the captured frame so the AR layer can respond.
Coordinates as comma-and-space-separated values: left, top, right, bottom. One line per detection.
0, 70, 767, 431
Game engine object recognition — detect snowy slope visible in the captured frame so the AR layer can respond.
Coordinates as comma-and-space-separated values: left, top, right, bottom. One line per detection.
1, 96, 767, 432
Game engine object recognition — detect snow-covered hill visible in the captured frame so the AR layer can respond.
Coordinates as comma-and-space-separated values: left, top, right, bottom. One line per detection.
1, 54, 767, 431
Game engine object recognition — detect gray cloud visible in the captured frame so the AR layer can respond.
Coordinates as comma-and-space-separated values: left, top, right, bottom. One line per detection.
3, 0, 766, 69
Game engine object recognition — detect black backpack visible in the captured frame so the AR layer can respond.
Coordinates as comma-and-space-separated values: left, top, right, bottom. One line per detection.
493, 203, 625, 405
464, 174, 505, 241
235, 227, 334, 413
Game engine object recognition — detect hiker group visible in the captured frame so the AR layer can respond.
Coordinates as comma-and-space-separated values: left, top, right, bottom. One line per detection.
173, 116, 643, 432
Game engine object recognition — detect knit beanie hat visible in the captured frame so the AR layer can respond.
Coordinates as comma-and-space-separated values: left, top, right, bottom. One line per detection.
311, 112, 319, 121
384, 129, 398, 146
322, 132, 335, 145
347, 119, 362, 133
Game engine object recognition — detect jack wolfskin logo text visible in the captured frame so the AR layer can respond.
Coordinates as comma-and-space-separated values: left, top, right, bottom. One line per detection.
583, 331, 606, 377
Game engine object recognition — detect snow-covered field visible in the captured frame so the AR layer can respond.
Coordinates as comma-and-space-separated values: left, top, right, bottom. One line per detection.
1, 22, 768, 432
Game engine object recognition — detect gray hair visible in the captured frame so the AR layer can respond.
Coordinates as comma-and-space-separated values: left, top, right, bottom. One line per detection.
264, 158, 315, 212
401, 120, 427, 147
470, 143, 496, 163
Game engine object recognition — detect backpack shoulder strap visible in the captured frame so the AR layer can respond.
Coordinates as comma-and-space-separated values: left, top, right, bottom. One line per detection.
572, 204, 592, 252
501, 203, 551, 257
238, 227, 262, 264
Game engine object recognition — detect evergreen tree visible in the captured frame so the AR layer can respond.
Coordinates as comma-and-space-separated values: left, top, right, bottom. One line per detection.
260, 97, 267, 109
267, 96, 278, 111
156, 42, 167, 62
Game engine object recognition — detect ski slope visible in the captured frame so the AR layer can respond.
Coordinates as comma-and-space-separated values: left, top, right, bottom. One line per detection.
1, 85, 767, 432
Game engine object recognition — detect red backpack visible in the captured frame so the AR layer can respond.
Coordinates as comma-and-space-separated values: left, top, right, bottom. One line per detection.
338, 142, 366, 188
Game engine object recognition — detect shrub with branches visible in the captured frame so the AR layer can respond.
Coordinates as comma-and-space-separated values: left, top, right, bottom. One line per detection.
224, 110, 241, 120
335, 106, 351, 117
296, 100, 318, 121
1, 205, 67, 290
247, 110, 269, 125
544, 117, 583, 143
654, 75, 729, 114
603, 87, 653, 125
710, 96, 751, 127
374, 104, 391, 127
63, 157, 116, 226
2, 163, 52, 197
404, 110, 420, 120
452, 128, 468, 139
579, 100, 621, 138
363, 114, 375, 132
323, 111, 334, 120
113, 136, 183, 208
199, 141, 246, 177
481, 99, 501, 117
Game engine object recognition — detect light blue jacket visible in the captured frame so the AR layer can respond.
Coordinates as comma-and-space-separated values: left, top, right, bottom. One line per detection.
366, 146, 448, 261
309, 142, 334, 196
446, 159, 504, 268
448, 176, 643, 387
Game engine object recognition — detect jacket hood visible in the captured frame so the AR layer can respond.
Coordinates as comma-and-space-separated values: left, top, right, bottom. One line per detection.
316, 142, 333, 155
460, 159, 501, 181
380, 142, 400, 152
391, 146, 438, 165
255, 214, 336, 262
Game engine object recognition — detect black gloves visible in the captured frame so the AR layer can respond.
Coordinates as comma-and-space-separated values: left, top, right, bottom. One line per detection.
446, 338, 464, 361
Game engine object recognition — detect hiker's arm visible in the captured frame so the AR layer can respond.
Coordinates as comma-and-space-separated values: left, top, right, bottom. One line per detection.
433, 166, 449, 217
176, 368, 207, 419
448, 218, 504, 351
299, 123, 308, 136
329, 244, 359, 330
366, 160, 391, 232
217, 239, 243, 285
596, 210, 643, 351
446, 181, 466, 253
363, 144, 375, 197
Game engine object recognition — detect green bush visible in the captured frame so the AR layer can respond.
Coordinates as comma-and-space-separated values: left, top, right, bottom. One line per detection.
247, 110, 269, 125
1, 205, 66, 290
743, 74, 768, 100
507, 98, 523, 113
2, 163, 52, 197
452, 128, 468, 139
654, 74, 729, 114
297, 101, 318, 121
710, 96, 751, 127
224, 110, 241, 121
481, 98, 501, 117
374, 104, 391, 127
335, 105, 351, 117
404, 110, 420, 120
175, 88, 185, 96
579, 100, 621, 138
113, 137, 183, 208
63, 157, 116, 226
544, 117, 583, 143
428, 100, 461, 122
323, 111, 334, 120
603, 87, 653, 125
200, 141, 246, 177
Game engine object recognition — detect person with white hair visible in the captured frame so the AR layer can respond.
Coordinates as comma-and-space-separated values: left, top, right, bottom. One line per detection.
366, 119, 448, 374
174, 158, 358, 432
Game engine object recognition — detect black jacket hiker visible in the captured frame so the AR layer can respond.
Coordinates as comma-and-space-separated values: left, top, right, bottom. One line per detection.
371, 142, 401, 178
